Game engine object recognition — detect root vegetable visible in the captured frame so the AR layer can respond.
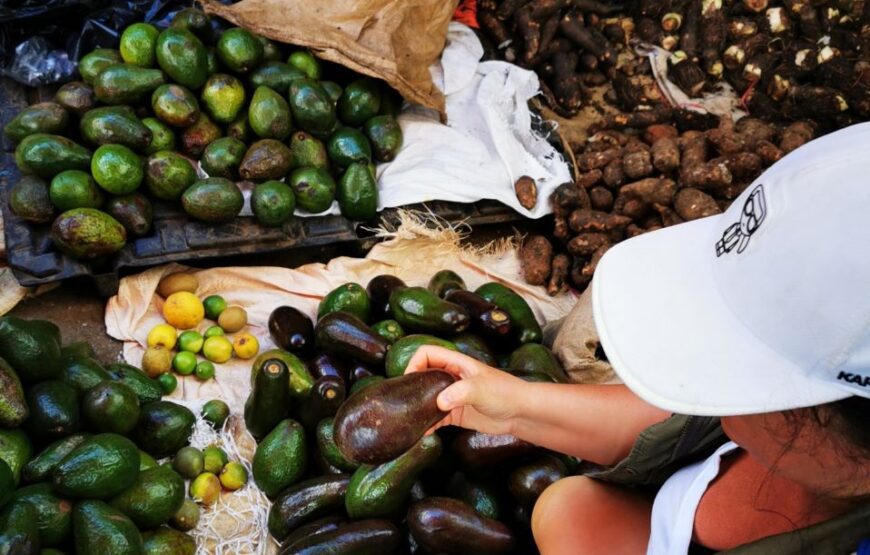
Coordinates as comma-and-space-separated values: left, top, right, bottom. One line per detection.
518, 7, 543, 64
551, 182, 591, 214
718, 152, 762, 179
522, 235, 555, 285
548, 254, 570, 296
576, 169, 604, 189
602, 107, 674, 129
580, 244, 611, 280
683, 160, 732, 189
589, 187, 614, 211
515, 175, 539, 210
623, 149, 654, 179
674, 188, 722, 220
616, 197, 650, 219
568, 209, 632, 234
554, 214, 570, 240
620, 177, 677, 205
652, 203, 684, 227
496, 0, 528, 21
602, 158, 626, 189
651, 137, 681, 173
779, 121, 815, 153
567, 233, 611, 257
577, 148, 621, 171
679, 130, 707, 180
643, 124, 679, 144
754, 140, 783, 164
670, 57, 707, 96
479, 10, 511, 46
570, 255, 591, 289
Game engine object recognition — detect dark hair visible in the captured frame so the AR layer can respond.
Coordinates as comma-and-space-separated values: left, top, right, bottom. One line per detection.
809, 396, 870, 459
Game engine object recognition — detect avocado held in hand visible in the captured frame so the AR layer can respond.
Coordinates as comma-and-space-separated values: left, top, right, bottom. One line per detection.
333, 371, 454, 465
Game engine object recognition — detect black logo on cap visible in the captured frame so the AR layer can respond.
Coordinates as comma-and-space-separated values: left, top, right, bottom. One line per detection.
715, 184, 767, 257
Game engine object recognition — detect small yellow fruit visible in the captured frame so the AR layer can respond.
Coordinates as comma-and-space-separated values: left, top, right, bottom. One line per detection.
217, 306, 247, 333
219, 461, 248, 491
202, 336, 233, 363
147, 323, 177, 349
163, 292, 205, 330
141, 346, 172, 378
157, 272, 199, 298
232, 333, 259, 359
190, 473, 221, 505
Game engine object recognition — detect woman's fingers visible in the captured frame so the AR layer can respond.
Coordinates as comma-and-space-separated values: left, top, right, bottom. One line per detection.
437, 379, 476, 412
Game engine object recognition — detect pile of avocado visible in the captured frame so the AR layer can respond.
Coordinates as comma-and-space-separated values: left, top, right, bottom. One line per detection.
4, 7, 404, 261
248, 271, 572, 553
0, 315, 218, 554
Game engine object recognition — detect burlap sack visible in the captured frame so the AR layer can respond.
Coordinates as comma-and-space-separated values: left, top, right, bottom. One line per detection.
549, 285, 617, 384
201, 0, 458, 115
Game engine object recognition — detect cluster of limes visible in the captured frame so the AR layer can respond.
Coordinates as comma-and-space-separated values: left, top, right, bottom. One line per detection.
141, 272, 260, 383
173, 443, 248, 506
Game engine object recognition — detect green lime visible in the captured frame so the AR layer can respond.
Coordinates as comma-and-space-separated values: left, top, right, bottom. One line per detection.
202, 445, 228, 474
178, 330, 204, 353
219, 461, 248, 491
204, 325, 224, 338
195, 360, 215, 381
172, 351, 198, 375
201, 400, 230, 429
173, 446, 204, 479
203, 295, 227, 320
156, 372, 178, 394
171, 499, 200, 531
202, 336, 233, 363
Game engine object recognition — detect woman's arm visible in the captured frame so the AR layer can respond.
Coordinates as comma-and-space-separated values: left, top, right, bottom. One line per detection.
406, 346, 670, 466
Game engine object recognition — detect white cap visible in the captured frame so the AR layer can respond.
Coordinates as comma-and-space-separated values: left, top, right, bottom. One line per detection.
592, 122, 870, 416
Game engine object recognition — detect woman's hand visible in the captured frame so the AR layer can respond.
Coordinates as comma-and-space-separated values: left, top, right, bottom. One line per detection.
404, 346, 527, 436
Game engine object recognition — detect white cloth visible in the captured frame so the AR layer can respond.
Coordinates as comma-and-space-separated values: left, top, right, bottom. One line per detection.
647, 441, 739, 555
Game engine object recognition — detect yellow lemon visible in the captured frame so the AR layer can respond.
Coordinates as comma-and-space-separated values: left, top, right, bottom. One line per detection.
202, 336, 233, 363
141, 346, 172, 378
163, 292, 205, 330
146, 323, 177, 349
232, 333, 260, 359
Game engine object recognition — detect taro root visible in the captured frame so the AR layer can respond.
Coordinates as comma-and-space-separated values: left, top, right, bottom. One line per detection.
674, 188, 721, 221
548, 254, 570, 296
521, 235, 554, 286
515, 175, 538, 210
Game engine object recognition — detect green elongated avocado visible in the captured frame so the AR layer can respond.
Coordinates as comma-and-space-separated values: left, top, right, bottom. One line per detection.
55, 81, 97, 115
251, 349, 314, 397
475, 282, 543, 344
0, 499, 40, 554
315, 417, 359, 473
134, 401, 195, 459
333, 371, 453, 465
4, 102, 69, 143
81, 381, 140, 435
23, 380, 80, 443
53, 433, 140, 499
282, 519, 400, 554
91, 144, 143, 195
9, 175, 54, 224
80, 106, 152, 151
51, 208, 127, 260
327, 127, 372, 167
120, 22, 159, 68
181, 178, 243, 223
142, 526, 195, 555
318, 283, 371, 323
252, 419, 307, 498
9, 483, 73, 546
267, 474, 350, 541
59, 354, 110, 394
0, 428, 31, 486
151, 84, 200, 127
287, 51, 322, 80
0, 317, 62, 383
389, 287, 471, 336
169, 8, 213, 43
155, 28, 208, 89
287, 79, 337, 139
508, 343, 569, 383
244, 358, 290, 440
94, 64, 165, 105
73, 500, 144, 555
22, 434, 90, 484
288, 131, 329, 170
338, 78, 382, 126
239, 139, 292, 181
428, 270, 466, 298
314, 312, 389, 366
364, 114, 403, 162
105, 363, 162, 405
249, 86, 292, 139
60, 341, 96, 359
384, 334, 457, 378
109, 465, 185, 529
337, 163, 378, 222
346, 433, 442, 519
15, 134, 92, 178
79, 49, 122, 85
201, 74, 246, 124
0, 356, 27, 428
145, 150, 197, 201
249, 62, 305, 94
407, 497, 515, 555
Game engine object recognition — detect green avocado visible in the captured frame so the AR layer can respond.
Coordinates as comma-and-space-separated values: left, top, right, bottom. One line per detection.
105, 363, 162, 405
257, 36, 282, 62
79, 49, 122, 85
106, 194, 153, 238
0, 429, 32, 486
22, 434, 90, 485
289, 131, 329, 170
252, 419, 307, 498
145, 150, 197, 201
143, 526, 195, 555
251, 181, 295, 227
201, 74, 246, 124
217, 28, 263, 73
151, 84, 200, 128
82, 381, 141, 435
0, 317, 62, 384
251, 349, 314, 398
60, 341, 96, 360
55, 81, 97, 115
73, 500, 144, 555
321, 81, 343, 106
288, 79, 338, 139
249, 62, 304, 94
316, 417, 359, 473
338, 78, 382, 126
51, 208, 127, 259
287, 51, 322, 80
94, 64, 165, 105
91, 144, 143, 195
109, 465, 185, 529
201, 137, 246, 179
181, 178, 244, 223
385, 334, 458, 378
120, 23, 160, 68
0, 356, 27, 429
238, 139, 292, 181
4, 102, 69, 143
169, 8, 213, 44
249, 86, 292, 140
59, 354, 110, 394
9, 483, 73, 546
80, 106, 151, 151
155, 28, 208, 89
15, 134, 92, 178
287, 167, 336, 214
54, 434, 140, 498
226, 112, 249, 142
338, 163, 378, 221
9, 175, 54, 224
23, 380, 80, 443
0, 499, 40, 553
180, 112, 222, 157
141, 117, 175, 154
389, 286, 470, 336
327, 127, 372, 167
318, 283, 371, 322
135, 401, 195, 459
364, 115, 403, 162
49, 170, 104, 211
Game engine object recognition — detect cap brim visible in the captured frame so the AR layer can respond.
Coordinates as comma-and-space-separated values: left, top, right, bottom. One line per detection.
592, 216, 850, 417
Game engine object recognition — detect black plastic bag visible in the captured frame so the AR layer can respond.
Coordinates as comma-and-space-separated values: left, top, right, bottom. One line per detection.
0, 0, 193, 86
